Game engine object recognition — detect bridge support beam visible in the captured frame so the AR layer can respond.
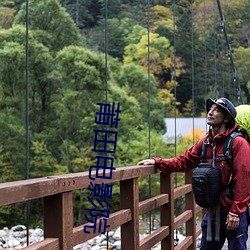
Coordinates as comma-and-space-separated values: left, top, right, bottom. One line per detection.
161, 173, 174, 250
185, 171, 197, 250
44, 191, 73, 250
120, 178, 139, 250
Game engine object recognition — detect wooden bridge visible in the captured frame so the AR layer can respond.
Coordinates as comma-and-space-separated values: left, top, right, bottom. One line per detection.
0, 164, 204, 250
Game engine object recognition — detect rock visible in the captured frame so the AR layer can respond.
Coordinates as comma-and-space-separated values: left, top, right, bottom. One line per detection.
113, 240, 121, 249
100, 240, 108, 246
7, 239, 20, 247
14, 245, 23, 249
11, 226, 26, 232
95, 234, 106, 243
0, 224, 188, 250
0, 230, 7, 238
92, 245, 101, 250
113, 227, 120, 240
12, 232, 25, 238
30, 228, 43, 238
107, 231, 114, 237
108, 236, 116, 243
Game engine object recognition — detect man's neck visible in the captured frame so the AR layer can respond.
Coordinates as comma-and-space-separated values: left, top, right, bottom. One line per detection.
211, 126, 227, 137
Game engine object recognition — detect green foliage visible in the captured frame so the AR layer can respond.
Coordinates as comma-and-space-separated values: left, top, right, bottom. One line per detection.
116, 63, 165, 132
30, 141, 57, 177
61, 0, 101, 29
14, 0, 84, 52
234, 46, 250, 101
0, 112, 26, 180
86, 17, 138, 60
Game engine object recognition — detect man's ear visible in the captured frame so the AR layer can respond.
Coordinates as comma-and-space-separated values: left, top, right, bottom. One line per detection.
224, 114, 232, 123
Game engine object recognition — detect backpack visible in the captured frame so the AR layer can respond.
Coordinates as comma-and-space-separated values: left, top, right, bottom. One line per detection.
192, 131, 241, 208
192, 162, 221, 208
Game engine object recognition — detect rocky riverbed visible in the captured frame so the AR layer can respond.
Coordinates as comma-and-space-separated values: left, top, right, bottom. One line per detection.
0, 225, 188, 249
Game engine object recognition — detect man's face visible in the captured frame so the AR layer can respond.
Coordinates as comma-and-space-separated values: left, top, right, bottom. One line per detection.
207, 104, 226, 127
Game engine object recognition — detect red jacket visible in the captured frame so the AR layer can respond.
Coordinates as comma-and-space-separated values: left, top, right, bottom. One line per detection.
154, 124, 250, 216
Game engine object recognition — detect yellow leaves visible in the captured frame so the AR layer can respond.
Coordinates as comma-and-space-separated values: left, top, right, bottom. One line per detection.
124, 31, 186, 82
158, 88, 174, 105
124, 32, 174, 75
184, 128, 205, 141
166, 80, 180, 91
0, 7, 15, 29
149, 5, 174, 32
183, 99, 193, 115
174, 56, 186, 77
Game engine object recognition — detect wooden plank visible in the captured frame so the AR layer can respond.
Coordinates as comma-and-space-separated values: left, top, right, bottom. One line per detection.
139, 194, 169, 215
44, 192, 73, 250
174, 210, 192, 229
161, 173, 174, 250
73, 209, 131, 245
175, 236, 193, 250
22, 238, 59, 250
0, 177, 59, 206
120, 178, 140, 250
139, 226, 169, 250
195, 204, 203, 213
196, 226, 202, 237
185, 171, 196, 250
174, 184, 192, 199
0, 165, 156, 206
58, 165, 157, 191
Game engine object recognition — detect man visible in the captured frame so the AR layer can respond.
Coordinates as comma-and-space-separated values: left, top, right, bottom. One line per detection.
138, 97, 250, 250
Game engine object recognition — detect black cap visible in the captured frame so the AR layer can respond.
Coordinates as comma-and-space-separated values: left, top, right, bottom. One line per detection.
206, 97, 237, 119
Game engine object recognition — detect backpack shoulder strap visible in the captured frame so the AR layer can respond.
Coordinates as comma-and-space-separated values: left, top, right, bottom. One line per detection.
200, 141, 208, 163
223, 132, 242, 169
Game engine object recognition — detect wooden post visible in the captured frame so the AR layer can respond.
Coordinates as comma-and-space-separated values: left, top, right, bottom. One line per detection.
120, 178, 139, 250
44, 192, 73, 250
161, 173, 174, 250
185, 171, 196, 250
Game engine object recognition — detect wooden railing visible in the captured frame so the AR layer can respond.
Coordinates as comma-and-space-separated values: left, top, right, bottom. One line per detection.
0, 165, 203, 250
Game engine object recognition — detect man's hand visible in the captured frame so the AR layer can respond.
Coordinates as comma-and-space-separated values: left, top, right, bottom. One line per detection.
137, 159, 155, 166
226, 213, 240, 230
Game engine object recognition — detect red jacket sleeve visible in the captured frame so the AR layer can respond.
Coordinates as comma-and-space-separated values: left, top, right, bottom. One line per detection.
153, 140, 203, 174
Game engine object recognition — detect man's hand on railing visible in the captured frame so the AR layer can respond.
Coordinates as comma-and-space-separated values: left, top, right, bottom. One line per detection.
137, 159, 155, 166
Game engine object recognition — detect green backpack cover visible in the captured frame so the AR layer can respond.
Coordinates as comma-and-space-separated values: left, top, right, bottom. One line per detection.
235, 105, 250, 140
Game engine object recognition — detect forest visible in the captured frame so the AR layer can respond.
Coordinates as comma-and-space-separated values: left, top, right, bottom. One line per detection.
0, 0, 249, 227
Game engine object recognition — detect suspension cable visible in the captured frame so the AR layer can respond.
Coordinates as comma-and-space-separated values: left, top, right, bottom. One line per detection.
216, 0, 242, 104
213, 0, 217, 94
147, 0, 152, 234
105, 0, 108, 105
25, 0, 30, 246
173, 1, 177, 159
104, 0, 109, 247
203, 0, 207, 97
172, 0, 179, 245
191, 0, 195, 144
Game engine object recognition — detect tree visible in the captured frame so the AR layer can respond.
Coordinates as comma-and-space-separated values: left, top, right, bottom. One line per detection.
14, 0, 84, 52
0, 25, 56, 132
148, 5, 174, 33
124, 31, 185, 87
234, 46, 250, 102
0, 5, 15, 29
116, 62, 166, 132
61, 0, 102, 29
